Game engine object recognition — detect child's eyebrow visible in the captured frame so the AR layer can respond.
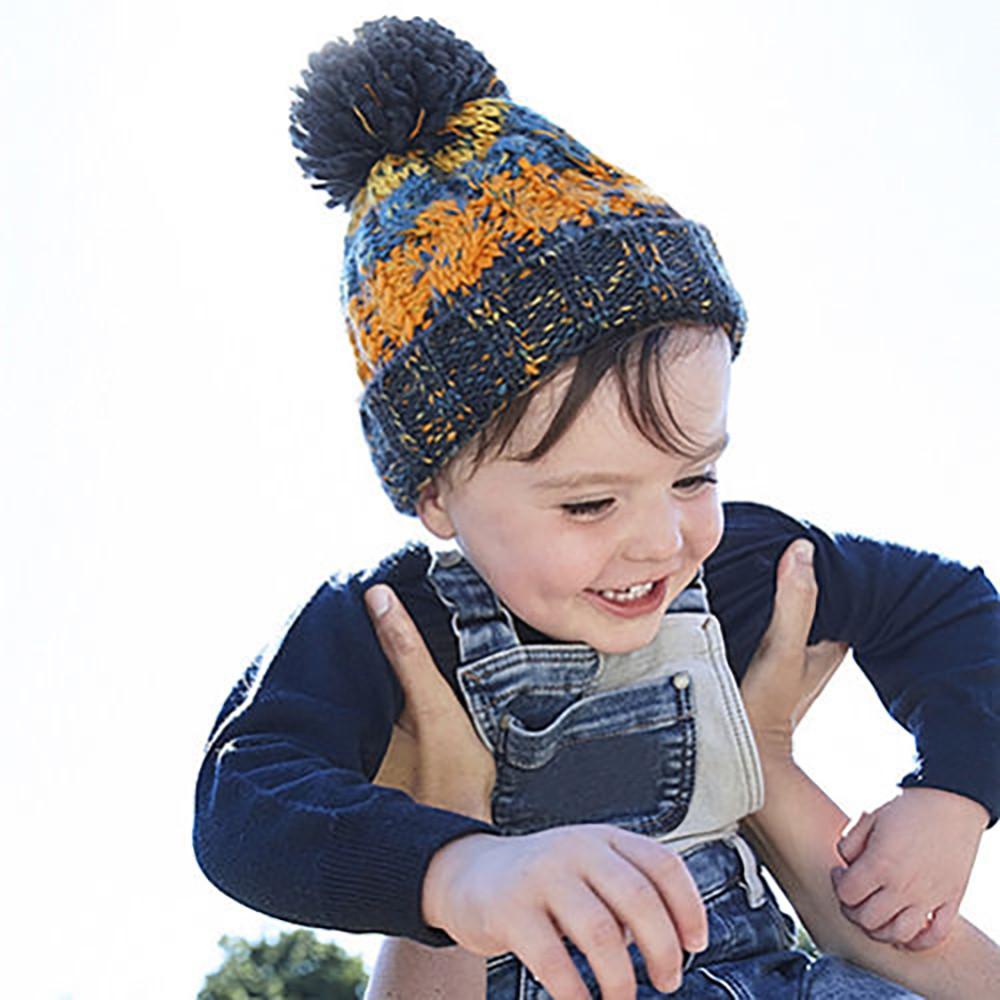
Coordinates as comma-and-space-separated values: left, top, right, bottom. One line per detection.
533, 470, 639, 492
687, 432, 730, 464
533, 434, 730, 492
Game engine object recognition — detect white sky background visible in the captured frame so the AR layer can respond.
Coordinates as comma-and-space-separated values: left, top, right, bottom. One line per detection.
2, 1, 997, 997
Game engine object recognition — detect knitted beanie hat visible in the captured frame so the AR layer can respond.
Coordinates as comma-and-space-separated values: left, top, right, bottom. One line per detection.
290, 16, 746, 514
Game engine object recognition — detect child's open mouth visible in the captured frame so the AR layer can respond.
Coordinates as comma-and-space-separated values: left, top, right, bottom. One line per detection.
583, 577, 667, 618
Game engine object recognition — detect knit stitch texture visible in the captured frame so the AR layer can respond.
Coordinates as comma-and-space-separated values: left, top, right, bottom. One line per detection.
291, 17, 747, 512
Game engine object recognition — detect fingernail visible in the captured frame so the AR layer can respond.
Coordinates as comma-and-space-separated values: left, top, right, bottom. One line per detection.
794, 541, 814, 566
366, 586, 392, 617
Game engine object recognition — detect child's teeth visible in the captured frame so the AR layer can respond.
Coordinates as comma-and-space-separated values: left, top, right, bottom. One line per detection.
598, 582, 655, 602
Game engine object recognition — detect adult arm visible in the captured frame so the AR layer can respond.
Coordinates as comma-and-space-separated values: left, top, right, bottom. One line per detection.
711, 503, 998, 945
365, 940, 484, 1000
710, 501, 1000, 824
739, 541, 1000, 999
744, 759, 999, 999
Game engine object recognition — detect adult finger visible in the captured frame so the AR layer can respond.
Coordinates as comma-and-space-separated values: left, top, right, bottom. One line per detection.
365, 584, 456, 723
839, 886, 904, 933
762, 540, 818, 658
741, 541, 818, 703
866, 904, 933, 946
836, 810, 875, 864
830, 854, 884, 908
580, 847, 684, 993
366, 583, 496, 821
549, 881, 636, 1000
904, 901, 958, 951
610, 831, 708, 956
740, 541, 820, 733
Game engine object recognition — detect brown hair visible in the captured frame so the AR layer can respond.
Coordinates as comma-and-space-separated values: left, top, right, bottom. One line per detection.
463, 322, 726, 472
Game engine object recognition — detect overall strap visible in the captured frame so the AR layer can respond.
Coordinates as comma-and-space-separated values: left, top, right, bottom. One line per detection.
427, 550, 520, 663
667, 567, 710, 615
429, 553, 709, 663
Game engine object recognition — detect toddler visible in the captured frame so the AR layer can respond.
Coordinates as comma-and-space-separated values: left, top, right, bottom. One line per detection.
194, 17, 997, 998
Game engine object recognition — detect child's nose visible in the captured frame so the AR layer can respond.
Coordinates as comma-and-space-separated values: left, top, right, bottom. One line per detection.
622, 497, 684, 565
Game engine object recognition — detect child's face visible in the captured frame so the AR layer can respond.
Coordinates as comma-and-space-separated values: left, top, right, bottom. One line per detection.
417, 329, 730, 654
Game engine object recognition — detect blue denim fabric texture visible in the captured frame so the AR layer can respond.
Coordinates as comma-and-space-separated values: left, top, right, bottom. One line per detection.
428, 554, 717, 841
428, 553, 922, 999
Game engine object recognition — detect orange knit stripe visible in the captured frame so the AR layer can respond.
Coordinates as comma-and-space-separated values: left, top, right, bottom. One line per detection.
346, 156, 668, 381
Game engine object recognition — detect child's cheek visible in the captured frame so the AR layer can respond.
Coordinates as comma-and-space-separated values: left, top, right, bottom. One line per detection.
695, 492, 725, 561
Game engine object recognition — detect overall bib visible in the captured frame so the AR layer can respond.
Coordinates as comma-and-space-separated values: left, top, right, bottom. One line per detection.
428, 552, 922, 999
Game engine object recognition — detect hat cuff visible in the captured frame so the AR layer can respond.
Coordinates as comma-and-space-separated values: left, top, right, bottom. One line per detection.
360, 213, 745, 513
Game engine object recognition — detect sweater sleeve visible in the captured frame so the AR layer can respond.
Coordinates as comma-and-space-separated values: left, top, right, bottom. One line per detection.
706, 501, 1000, 826
192, 555, 495, 943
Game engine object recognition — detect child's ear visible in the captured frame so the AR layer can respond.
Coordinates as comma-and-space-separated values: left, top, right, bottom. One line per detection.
415, 478, 457, 539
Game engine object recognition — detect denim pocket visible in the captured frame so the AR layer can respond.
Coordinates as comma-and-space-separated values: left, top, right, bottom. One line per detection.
491, 674, 696, 837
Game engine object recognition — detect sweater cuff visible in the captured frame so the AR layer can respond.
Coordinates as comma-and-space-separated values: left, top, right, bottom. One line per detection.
317, 799, 497, 945
899, 758, 998, 829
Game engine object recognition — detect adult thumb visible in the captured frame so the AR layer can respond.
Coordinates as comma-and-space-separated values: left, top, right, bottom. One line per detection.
365, 584, 452, 716
764, 540, 819, 655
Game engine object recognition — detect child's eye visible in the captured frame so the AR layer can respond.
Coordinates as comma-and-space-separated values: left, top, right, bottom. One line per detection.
673, 473, 718, 493
561, 498, 615, 518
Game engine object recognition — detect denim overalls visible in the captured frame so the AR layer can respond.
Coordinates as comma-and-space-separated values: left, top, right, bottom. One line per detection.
428, 551, 922, 999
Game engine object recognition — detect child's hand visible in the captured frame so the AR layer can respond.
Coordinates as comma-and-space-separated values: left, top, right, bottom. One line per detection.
832, 787, 989, 950
422, 824, 707, 1000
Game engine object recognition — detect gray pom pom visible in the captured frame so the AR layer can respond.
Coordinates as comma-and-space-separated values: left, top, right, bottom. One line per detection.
290, 16, 507, 208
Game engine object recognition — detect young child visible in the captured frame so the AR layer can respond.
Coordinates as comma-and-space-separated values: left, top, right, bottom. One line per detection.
193, 17, 997, 998
361, 545, 1000, 999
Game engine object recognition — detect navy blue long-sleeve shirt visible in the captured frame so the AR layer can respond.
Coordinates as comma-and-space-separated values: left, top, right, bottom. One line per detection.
193, 502, 999, 944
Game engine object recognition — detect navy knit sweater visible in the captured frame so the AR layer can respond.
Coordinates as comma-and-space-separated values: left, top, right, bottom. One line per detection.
193, 502, 999, 945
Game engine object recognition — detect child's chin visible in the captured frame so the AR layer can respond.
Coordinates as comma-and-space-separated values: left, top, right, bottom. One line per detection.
590, 624, 660, 655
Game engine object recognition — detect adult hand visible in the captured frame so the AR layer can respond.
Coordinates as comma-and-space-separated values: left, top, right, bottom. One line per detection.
735, 543, 1000, 1000
739, 539, 848, 756
738, 542, 988, 952
366, 584, 494, 822
363, 590, 490, 1000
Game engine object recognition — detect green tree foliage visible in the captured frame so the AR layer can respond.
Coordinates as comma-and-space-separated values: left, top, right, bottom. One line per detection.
199, 929, 368, 1000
